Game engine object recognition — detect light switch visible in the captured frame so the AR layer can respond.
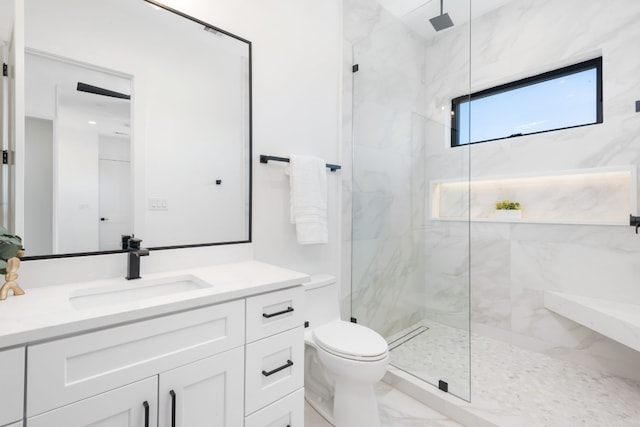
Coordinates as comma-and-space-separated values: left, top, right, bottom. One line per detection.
149, 197, 169, 211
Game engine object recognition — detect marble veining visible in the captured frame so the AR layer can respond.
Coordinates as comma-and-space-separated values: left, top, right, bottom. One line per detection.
304, 382, 462, 427
344, 0, 640, 405
387, 319, 640, 426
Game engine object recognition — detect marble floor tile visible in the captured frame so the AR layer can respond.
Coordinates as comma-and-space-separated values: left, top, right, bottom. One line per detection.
386, 319, 640, 426
305, 401, 332, 427
304, 382, 462, 427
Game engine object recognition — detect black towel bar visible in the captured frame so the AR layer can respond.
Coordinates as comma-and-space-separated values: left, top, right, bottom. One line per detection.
260, 154, 341, 172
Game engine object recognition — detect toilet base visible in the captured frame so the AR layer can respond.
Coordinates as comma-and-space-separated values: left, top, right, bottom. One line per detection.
305, 387, 335, 425
333, 378, 381, 427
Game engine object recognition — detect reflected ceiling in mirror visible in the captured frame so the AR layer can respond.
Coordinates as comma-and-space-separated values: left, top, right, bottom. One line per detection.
21, 0, 252, 258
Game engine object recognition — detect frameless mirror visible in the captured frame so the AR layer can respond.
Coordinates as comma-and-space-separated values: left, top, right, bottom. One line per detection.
17, 0, 251, 257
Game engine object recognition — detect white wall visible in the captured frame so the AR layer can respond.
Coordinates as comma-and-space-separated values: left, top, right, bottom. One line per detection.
0, 42, 8, 229
24, 116, 52, 254
166, 0, 343, 277
55, 117, 99, 253
18, 0, 342, 286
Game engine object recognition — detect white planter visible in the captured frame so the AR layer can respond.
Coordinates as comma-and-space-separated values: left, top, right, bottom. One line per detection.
495, 209, 521, 220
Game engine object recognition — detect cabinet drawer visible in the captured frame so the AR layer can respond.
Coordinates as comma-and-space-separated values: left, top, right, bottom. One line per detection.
244, 388, 304, 427
27, 300, 244, 417
27, 376, 158, 427
246, 286, 304, 342
245, 326, 304, 415
0, 347, 25, 427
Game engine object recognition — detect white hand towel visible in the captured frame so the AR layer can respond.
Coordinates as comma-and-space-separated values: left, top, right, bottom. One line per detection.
288, 155, 328, 245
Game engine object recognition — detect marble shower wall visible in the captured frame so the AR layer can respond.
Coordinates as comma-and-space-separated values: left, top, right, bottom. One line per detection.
424, 0, 640, 380
344, 0, 434, 338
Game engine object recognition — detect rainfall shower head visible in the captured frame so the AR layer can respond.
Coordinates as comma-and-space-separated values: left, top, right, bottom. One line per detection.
430, 0, 454, 32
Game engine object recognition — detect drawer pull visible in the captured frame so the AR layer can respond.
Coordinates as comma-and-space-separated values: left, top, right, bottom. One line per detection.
143, 401, 150, 427
263, 307, 294, 318
262, 359, 294, 377
170, 390, 176, 427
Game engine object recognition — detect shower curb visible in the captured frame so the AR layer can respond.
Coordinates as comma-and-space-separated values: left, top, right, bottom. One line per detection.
383, 367, 525, 427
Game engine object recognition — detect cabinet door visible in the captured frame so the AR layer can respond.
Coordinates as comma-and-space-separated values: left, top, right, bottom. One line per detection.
27, 377, 157, 427
158, 347, 244, 427
0, 347, 25, 427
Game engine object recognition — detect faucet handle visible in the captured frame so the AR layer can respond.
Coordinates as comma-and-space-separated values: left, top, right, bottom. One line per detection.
121, 235, 132, 250
128, 238, 142, 250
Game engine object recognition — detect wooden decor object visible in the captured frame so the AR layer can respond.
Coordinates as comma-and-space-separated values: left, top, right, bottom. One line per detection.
0, 250, 25, 300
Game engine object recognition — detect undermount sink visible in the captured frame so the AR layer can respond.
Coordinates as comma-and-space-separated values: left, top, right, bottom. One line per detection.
69, 275, 213, 309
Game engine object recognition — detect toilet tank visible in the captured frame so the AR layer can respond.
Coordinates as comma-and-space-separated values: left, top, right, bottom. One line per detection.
303, 274, 339, 329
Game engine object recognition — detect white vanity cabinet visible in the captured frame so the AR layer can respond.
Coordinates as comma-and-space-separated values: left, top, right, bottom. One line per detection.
25, 300, 245, 426
27, 376, 158, 427
244, 286, 305, 426
0, 263, 310, 427
0, 347, 25, 427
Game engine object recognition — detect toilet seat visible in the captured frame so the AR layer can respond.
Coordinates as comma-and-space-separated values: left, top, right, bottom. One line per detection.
312, 321, 388, 362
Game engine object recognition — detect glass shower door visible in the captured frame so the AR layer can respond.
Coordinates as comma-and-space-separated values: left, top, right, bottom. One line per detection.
347, 0, 471, 401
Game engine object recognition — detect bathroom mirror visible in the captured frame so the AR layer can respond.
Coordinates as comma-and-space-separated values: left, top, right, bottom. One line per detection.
17, 0, 251, 257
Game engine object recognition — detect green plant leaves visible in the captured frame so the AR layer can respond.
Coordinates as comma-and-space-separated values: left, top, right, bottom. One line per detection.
495, 200, 521, 210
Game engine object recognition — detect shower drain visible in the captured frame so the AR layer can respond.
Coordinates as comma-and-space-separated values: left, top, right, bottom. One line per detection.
387, 325, 430, 351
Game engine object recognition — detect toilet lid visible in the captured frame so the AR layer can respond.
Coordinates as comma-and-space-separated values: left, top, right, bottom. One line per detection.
312, 321, 388, 360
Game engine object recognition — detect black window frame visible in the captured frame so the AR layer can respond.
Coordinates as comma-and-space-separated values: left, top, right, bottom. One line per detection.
451, 56, 603, 147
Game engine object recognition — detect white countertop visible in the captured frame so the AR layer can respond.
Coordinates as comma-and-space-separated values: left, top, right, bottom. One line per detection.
0, 261, 309, 348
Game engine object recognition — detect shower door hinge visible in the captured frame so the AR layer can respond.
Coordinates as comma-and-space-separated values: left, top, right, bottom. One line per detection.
350, 317, 357, 323
438, 380, 449, 393
2, 63, 7, 77
352, 64, 359, 73
2, 150, 8, 165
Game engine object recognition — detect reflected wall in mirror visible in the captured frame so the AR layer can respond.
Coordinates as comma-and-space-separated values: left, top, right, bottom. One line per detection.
25, 53, 132, 255
14, 0, 251, 258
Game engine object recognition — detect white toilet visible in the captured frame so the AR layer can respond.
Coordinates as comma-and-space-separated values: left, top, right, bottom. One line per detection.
303, 275, 389, 427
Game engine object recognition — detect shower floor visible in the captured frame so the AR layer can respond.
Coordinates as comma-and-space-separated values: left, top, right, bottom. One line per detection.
386, 319, 640, 426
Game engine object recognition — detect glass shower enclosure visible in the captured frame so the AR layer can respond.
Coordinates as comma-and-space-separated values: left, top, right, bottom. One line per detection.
346, 0, 472, 400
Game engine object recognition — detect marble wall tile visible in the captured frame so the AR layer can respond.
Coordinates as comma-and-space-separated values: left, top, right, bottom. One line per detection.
346, 0, 640, 387
410, 113, 427, 229
351, 232, 426, 337
421, 0, 640, 381
353, 21, 428, 113
422, 223, 470, 330
347, 0, 431, 338
343, 0, 396, 45
469, 224, 511, 331
510, 236, 640, 302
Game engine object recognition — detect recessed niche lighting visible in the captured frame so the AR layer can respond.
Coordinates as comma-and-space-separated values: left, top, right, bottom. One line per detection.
88, 121, 97, 125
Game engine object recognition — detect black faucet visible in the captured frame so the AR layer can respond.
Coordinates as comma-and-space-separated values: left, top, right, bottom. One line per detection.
125, 237, 149, 280
630, 214, 640, 234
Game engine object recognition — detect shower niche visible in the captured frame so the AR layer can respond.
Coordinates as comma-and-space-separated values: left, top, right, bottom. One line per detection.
430, 165, 637, 225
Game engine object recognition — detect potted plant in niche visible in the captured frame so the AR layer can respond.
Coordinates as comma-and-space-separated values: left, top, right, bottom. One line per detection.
495, 200, 522, 219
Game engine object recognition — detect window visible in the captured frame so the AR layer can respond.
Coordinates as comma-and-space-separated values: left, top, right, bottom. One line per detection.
451, 57, 602, 146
